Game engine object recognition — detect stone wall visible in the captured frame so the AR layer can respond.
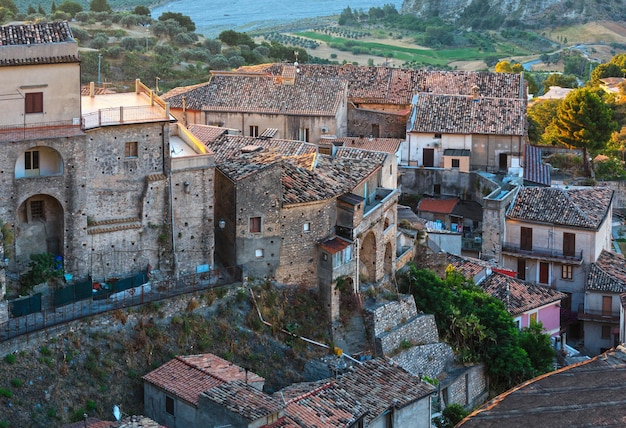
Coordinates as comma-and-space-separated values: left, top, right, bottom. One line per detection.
392, 343, 455, 379
440, 364, 488, 409
348, 106, 407, 139
375, 315, 440, 356
365, 294, 419, 338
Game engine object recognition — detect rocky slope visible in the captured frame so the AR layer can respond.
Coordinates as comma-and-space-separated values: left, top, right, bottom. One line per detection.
400, 0, 626, 27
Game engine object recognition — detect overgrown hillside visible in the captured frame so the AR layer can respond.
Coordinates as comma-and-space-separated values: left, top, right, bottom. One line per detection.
401, 0, 626, 28
0, 283, 330, 427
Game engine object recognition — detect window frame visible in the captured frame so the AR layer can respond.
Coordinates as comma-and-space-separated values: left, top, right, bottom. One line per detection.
255, 248, 264, 258
249, 216, 262, 234
451, 158, 460, 168
25, 149, 40, 171
165, 396, 175, 415
303, 222, 311, 233
25, 92, 43, 114
29, 200, 45, 222
249, 125, 259, 137
125, 141, 138, 158
561, 264, 573, 280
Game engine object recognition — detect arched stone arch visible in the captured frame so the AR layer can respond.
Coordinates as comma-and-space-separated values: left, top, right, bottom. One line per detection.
15, 146, 64, 179
16, 195, 64, 268
384, 241, 393, 276
359, 232, 377, 284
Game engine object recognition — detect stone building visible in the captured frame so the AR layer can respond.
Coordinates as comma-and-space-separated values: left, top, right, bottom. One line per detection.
0, 22, 215, 284
162, 67, 348, 143
191, 128, 398, 321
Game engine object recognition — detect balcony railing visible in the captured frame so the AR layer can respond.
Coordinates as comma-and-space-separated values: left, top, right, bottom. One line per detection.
0, 120, 83, 142
502, 242, 583, 264
364, 188, 397, 218
82, 105, 170, 129
577, 306, 620, 323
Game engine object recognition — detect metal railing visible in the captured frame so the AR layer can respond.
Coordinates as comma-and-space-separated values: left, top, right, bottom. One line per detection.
82, 105, 169, 129
0, 120, 83, 142
502, 242, 583, 263
0, 266, 242, 343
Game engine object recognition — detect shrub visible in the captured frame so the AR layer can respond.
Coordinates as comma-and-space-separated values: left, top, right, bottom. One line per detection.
10, 379, 22, 388
4, 354, 16, 364
0, 388, 12, 398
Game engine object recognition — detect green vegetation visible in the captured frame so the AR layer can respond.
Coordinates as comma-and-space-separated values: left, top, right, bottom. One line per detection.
434, 403, 471, 428
398, 264, 555, 393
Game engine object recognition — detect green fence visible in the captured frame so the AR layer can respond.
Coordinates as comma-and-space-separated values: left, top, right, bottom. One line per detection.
9, 294, 42, 317
53, 277, 93, 307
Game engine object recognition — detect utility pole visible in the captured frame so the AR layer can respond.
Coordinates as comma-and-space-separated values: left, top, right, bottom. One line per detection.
97, 53, 102, 84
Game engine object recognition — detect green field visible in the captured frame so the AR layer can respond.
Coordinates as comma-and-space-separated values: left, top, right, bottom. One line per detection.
294, 30, 532, 66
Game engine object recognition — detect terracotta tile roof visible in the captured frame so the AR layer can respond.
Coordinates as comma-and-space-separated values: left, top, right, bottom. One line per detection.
319, 237, 352, 254
163, 71, 346, 116
142, 354, 263, 407
409, 93, 526, 136
241, 64, 524, 103
587, 250, 626, 293
323, 136, 402, 154
458, 345, 626, 427
334, 146, 388, 163
217, 148, 382, 205
417, 198, 459, 214
187, 124, 228, 143
197, 133, 316, 163
507, 187, 613, 230
0, 21, 74, 46
275, 358, 435, 427
201, 380, 284, 422
479, 272, 565, 316
447, 253, 490, 280
160, 81, 210, 103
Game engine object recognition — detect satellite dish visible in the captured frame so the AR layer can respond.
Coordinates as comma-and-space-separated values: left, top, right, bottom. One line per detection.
113, 405, 121, 422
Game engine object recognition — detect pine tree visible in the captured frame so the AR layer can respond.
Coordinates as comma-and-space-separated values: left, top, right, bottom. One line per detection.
51, 0, 56, 13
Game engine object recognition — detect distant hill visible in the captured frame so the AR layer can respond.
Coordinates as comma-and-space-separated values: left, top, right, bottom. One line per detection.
400, 0, 626, 28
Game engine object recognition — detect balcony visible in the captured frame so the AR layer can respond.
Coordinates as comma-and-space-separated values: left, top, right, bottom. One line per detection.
578, 306, 620, 324
82, 105, 170, 129
0, 120, 83, 142
363, 188, 397, 218
502, 242, 583, 264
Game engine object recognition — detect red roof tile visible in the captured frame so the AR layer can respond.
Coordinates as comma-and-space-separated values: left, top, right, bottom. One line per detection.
143, 354, 263, 407
417, 198, 459, 214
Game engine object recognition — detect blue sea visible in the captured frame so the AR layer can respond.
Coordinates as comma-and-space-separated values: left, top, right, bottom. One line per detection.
151, 0, 404, 37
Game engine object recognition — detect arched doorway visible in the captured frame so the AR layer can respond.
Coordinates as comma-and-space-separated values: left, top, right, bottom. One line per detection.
360, 232, 377, 283
16, 195, 64, 268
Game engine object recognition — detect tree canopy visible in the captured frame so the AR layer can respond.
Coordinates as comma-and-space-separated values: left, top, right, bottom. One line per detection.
56, 0, 82, 17
158, 11, 195, 32
553, 88, 617, 176
398, 264, 554, 392
89, 0, 111, 12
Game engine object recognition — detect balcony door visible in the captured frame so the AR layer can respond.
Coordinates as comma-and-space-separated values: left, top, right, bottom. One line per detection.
539, 262, 549, 284
602, 296, 612, 316
423, 148, 434, 167
563, 232, 576, 257
520, 227, 532, 251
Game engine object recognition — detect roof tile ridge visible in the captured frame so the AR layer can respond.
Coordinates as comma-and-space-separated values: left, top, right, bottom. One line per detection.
176, 355, 231, 384
286, 381, 336, 405
563, 188, 596, 227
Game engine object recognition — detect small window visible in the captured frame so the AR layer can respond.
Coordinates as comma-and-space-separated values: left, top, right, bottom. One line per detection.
451, 158, 460, 168
318, 147, 332, 155
303, 222, 310, 232
249, 125, 259, 137
25, 92, 43, 114
529, 312, 538, 325
562, 264, 573, 280
322, 253, 328, 261
125, 142, 138, 158
255, 249, 264, 258
30, 200, 45, 221
298, 127, 310, 142
602, 325, 612, 339
165, 396, 175, 415
434, 184, 441, 195
513, 317, 521, 330
25, 150, 40, 170
434, 133, 442, 139
249, 217, 262, 233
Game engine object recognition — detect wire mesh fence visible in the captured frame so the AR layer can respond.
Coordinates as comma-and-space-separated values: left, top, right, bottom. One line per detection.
0, 266, 241, 343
